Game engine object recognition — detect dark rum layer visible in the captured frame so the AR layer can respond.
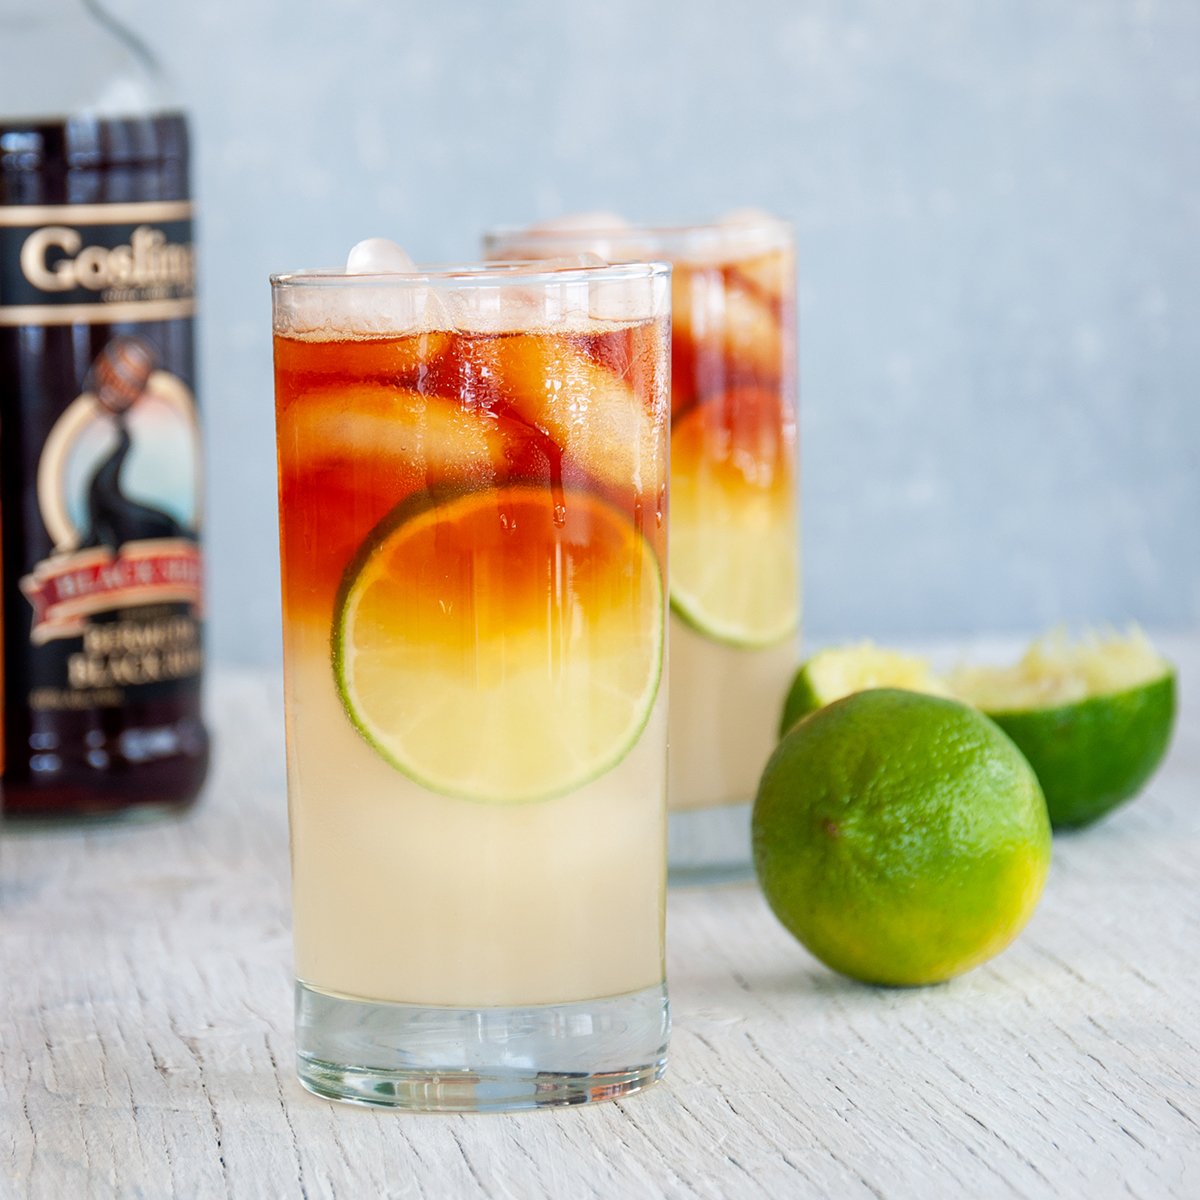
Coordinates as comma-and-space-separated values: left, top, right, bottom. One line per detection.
275, 323, 669, 629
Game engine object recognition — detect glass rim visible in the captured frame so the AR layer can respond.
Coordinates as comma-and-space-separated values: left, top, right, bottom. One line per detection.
270, 259, 673, 290
482, 214, 793, 255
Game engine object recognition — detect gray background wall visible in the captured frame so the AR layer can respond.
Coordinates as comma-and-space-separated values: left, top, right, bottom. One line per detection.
107, 0, 1199, 665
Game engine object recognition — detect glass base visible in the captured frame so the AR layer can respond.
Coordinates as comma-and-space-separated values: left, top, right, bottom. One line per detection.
295, 980, 669, 1112
668, 800, 755, 886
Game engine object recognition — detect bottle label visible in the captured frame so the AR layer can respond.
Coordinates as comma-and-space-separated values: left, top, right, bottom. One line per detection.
1, 201, 203, 714
0, 200, 195, 324
18, 339, 203, 700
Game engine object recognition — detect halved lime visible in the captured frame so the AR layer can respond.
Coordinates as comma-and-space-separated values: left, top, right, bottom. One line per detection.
948, 630, 1176, 829
779, 629, 1177, 829
333, 485, 664, 804
669, 398, 798, 648
779, 642, 950, 736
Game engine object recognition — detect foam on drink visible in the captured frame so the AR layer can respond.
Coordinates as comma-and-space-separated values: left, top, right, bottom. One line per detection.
275, 245, 666, 338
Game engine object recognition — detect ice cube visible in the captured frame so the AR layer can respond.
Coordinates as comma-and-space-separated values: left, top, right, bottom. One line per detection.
345, 237, 416, 275
488, 334, 666, 500
340, 239, 449, 332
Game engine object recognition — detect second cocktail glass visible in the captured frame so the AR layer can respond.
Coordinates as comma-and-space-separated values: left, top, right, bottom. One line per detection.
271, 257, 671, 1111
485, 216, 800, 884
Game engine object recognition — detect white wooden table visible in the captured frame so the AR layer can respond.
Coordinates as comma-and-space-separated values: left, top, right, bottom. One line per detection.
3, 637, 1198, 1199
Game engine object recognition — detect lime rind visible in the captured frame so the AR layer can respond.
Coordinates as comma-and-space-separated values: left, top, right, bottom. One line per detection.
947, 628, 1176, 827
669, 593, 797, 651
332, 485, 665, 805
982, 672, 1175, 829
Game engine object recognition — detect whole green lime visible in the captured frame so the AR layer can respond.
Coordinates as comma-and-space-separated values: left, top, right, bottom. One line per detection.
753, 688, 1051, 986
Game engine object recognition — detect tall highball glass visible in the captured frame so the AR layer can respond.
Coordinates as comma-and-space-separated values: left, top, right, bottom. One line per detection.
270, 259, 671, 1110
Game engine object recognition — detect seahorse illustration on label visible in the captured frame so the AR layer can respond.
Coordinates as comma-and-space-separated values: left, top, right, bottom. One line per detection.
20, 335, 203, 647
76, 337, 190, 550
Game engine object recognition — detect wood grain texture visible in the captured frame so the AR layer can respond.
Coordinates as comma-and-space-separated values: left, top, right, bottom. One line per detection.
2, 637, 1198, 1200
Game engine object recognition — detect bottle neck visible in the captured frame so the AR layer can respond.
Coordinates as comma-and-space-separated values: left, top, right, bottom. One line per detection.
0, 0, 169, 122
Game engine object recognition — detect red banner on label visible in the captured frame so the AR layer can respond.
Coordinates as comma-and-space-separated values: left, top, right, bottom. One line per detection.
20, 539, 203, 645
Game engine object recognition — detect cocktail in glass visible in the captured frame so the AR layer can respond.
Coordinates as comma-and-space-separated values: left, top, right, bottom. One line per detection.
485, 216, 799, 883
270, 255, 671, 1110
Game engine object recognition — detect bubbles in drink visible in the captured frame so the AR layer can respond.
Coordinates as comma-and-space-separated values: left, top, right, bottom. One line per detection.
275, 240, 669, 342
